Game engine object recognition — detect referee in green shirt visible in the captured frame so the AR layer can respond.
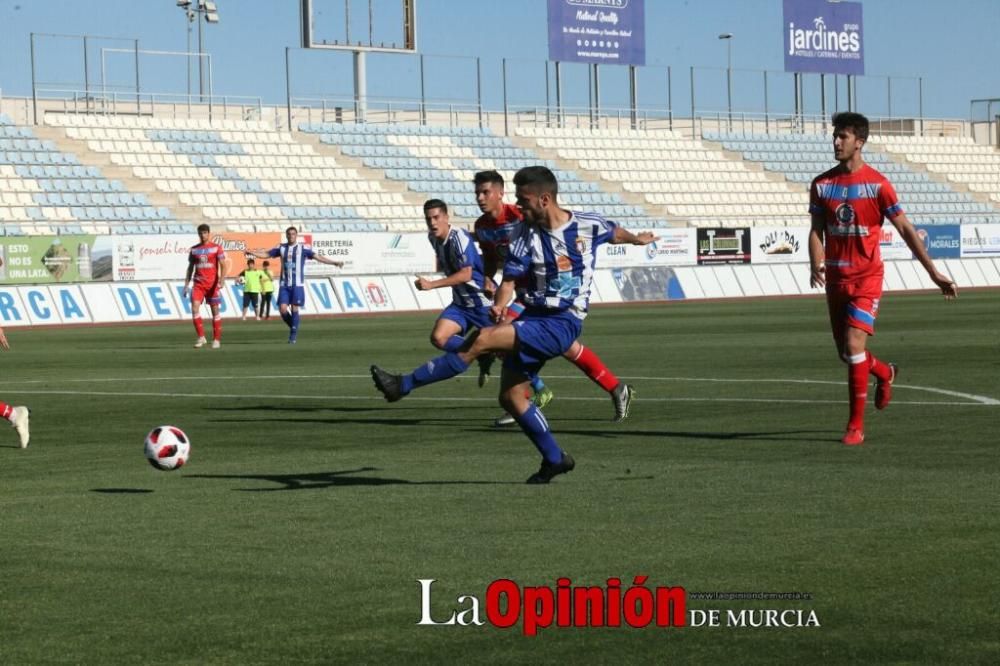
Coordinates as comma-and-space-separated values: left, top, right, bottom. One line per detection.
239, 257, 266, 321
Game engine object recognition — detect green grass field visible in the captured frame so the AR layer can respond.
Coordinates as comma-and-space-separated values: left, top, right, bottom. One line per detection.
1, 291, 998, 664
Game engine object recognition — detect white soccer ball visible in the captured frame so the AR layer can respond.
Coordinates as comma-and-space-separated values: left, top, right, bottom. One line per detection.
144, 425, 191, 471
236, 276, 246, 286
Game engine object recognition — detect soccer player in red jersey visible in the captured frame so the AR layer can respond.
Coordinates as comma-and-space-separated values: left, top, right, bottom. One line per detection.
809, 112, 958, 446
473, 170, 635, 424
183, 223, 229, 349
0, 322, 30, 447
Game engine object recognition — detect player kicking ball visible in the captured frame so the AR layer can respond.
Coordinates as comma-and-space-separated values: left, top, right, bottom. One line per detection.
371, 166, 657, 483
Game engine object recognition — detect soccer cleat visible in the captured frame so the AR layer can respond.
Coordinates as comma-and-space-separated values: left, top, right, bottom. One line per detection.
477, 354, 495, 388
211, 340, 221, 349
842, 428, 865, 446
493, 413, 517, 427
193, 336, 207, 348
875, 363, 898, 410
526, 452, 576, 484
611, 383, 635, 422
371, 365, 404, 402
11, 406, 30, 448
532, 386, 555, 410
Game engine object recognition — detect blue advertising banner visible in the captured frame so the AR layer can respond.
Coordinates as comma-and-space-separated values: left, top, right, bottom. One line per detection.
783, 0, 864, 75
548, 0, 645, 66
916, 225, 962, 259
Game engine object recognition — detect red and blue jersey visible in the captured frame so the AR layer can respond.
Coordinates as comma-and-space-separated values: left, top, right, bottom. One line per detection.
188, 242, 226, 286
810, 163, 903, 284
474, 203, 523, 268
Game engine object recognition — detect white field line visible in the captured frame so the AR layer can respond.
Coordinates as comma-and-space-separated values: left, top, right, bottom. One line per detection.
7, 374, 998, 406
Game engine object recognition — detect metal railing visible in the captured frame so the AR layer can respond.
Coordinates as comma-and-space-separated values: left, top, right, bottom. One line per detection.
31, 88, 264, 125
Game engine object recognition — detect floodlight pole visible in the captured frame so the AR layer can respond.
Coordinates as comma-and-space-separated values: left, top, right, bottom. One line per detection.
30, 33, 38, 124
555, 61, 563, 127
354, 51, 367, 123
198, 8, 204, 100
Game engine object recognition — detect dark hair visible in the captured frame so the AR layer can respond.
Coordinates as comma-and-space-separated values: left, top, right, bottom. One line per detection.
513, 165, 558, 196
262, 260, 270, 267
285, 226, 298, 234
423, 199, 448, 214
832, 111, 870, 142
247, 257, 255, 263
473, 170, 504, 188
197, 223, 210, 233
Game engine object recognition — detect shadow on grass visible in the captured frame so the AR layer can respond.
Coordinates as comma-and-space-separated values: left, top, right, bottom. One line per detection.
550, 428, 841, 443
90, 488, 155, 494
185, 466, 521, 491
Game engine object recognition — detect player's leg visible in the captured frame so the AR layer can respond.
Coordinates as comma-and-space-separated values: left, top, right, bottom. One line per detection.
288, 288, 305, 343
1, 401, 30, 448
371, 324, 518, 402
431, 306, 470, 352
261, 292, 271, 319
210, 301, 222, 348
191, 293, 207, 347
241, 292, 251, 320
836, 289, 885, 445
278, 288, 293, 329
250, 293, 260, 320
563, 340, 634, 421
498, 365, 573, 484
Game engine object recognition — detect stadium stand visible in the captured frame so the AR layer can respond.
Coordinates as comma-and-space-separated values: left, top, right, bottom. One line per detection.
0, 113, 177, 235
44, 113, 416, 233
704, 130, 1000, 225
870, 134, 1000, 211
515, 126, 808, 228
298, 122, 668, 228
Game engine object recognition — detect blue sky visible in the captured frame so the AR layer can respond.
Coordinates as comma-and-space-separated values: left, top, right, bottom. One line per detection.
0, 0, 997, 120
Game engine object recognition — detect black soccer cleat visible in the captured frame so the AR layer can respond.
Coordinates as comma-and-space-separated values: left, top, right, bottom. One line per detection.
526, 452, 576, 484
370, 364, 404, 403
476, 354, 495, 388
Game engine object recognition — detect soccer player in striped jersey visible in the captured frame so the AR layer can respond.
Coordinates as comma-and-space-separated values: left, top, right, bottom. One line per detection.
809, 112, 957, 446
372, 166, 657, 483
250, 226, 344, 344
183, 223, 229, 349
415, 199, 493, 352
0, 323, 30, 448
474, 169, 636, 424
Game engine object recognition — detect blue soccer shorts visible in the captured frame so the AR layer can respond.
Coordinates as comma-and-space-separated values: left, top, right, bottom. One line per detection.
438, 303, 493, 333
277, 285, 306, 307
504, 308, 583, 376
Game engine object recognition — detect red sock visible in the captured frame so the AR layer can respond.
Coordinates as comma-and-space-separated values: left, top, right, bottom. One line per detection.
0, 402, 12, 421
193, 317, 205, 338
212, 316, 222, 341
569, 345, 619, 393
866, 351, 891, 382
847, 354, 868, 431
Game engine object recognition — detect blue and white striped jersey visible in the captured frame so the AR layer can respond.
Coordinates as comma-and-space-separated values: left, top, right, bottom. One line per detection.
502, 211, 618, 319
267, 243, 316, 288
430, 227, 491, 309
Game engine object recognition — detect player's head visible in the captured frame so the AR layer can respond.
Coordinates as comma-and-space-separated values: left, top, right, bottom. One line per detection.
197, 223, 211, 243
832, 111, 869, 162
285, 226, 298, 244
513, 166, 559, 225
473, 170, 505, 215
246, 257, 255, 266
262, 260, 270, 269
423, 199, 450, 239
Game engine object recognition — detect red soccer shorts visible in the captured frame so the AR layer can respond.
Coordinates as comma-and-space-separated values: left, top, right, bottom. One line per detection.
826, 276, 883, 339
192, 283, 223, 306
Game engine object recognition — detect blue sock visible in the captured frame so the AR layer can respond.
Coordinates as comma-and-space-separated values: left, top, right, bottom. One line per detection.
514, 404, 563, 464
281, 311, 293, 328
442, 335, 465, 352
530, 374, 546, 392
401, 352, 470, 394
290, 311, 300, 335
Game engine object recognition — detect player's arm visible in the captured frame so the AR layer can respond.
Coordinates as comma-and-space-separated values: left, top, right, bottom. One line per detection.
610, 226, 659, 245
218, 252, 229, 288
183, 257, 195, 297
414, 266, 473, 291
888, 213, 958, 298
491, 277, 517, 322
313, 254, 345, 268
808, 213, 826, 288
0, 325, 9, 351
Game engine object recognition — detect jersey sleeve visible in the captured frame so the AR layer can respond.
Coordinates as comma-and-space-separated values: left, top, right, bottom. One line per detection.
809, 179, 823, 216
879, 180, 903, 219
593, 217, 619, 246
267, 247, 281, 258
